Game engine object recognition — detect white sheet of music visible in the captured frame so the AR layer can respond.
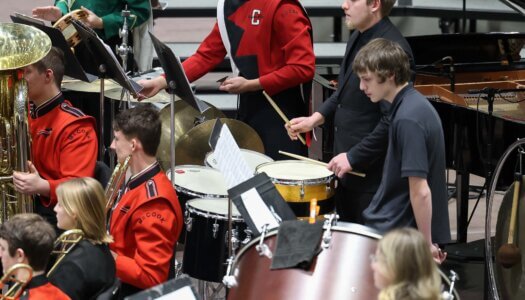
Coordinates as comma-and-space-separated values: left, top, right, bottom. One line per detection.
157, 286, 197, 299
241, 187, 279, 232
213, 124, 253, 188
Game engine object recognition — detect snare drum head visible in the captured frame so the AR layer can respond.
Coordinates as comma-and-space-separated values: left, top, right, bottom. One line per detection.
187, 198, 241, 218
205, 149, 273, 172
168, 165, 228, 197
256, 160, 333, 181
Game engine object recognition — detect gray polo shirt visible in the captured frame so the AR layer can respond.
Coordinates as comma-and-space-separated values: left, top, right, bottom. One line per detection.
363, 85, 451, 244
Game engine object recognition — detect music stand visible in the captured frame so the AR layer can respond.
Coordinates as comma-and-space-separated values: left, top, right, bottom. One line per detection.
149, 31, 210, 186
10, 13, 97, 83
72, 20, 142, 161
125, 275, 200, 300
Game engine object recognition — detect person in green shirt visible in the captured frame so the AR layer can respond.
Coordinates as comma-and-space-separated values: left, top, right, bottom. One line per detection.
32, 0, 150, 43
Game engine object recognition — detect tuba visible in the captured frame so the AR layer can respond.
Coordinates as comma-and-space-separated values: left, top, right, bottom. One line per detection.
47, 229, 84, 277
0, 263, 33, 300
105, 155, 131, 213
0, 23, 51, 222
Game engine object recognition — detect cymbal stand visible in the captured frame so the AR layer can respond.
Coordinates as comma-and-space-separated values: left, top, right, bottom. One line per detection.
167, 80, 177, 187
98, 65, 107, 162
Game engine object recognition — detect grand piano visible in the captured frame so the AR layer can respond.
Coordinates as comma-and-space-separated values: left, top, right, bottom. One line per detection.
407, 32, 525, 242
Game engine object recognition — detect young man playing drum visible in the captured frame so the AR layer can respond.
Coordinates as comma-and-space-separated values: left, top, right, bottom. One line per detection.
353, 38, 450, 263
108, 105, 182, 298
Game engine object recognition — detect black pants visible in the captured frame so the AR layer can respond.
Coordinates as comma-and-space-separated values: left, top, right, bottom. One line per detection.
334, 185, 375, 225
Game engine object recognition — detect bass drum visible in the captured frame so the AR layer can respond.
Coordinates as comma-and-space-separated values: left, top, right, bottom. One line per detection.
227, 222, 460, 300
227, 223, 381, 300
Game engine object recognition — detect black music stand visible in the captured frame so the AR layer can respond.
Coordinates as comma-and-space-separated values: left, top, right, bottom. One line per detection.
72, 20, 142, 161
10, 13, 97, 83
125, 275, 200, 300
149, 31, 210, 187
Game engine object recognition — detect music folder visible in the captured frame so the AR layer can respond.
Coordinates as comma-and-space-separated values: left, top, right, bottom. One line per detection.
10, 13, 97, 83
71, 20, 142, 96
125, 275, 200, 300
148, 31, 209, 114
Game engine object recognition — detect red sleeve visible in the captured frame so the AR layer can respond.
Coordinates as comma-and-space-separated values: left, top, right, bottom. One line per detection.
259, 1, 315, 95
182, 23, 228, 82
44, 118, 97, 207
115, 199, 178, 289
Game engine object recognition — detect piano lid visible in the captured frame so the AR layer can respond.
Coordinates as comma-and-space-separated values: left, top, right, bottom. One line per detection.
500, 0, 525, 15
406, 33, 525, 71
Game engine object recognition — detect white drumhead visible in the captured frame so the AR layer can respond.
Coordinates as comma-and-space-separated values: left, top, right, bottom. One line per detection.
256, 160, 333, 180
205, 149, 273, 172
167, 165, 228, 196
187, 198, 241, 217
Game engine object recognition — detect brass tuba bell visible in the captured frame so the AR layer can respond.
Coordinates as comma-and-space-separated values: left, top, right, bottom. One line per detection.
0, 263, 33, 300
0, 23, 51, 222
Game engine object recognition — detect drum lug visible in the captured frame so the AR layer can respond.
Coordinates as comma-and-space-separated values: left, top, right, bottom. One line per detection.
300, 183, 305, 199
255, 224, 273, 259
242, 229, 253, 246
212, 221, 219, 239
222, 257, 238, 288
325, 182, 332, 192
185, 214, 193, 232
321, 214, 338, 249
229, 228, 240, 251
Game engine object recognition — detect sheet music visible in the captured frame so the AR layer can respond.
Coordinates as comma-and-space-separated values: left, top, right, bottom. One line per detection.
241, 188, 279, 232
213, 124, 253, 188
157, 286, 197, 300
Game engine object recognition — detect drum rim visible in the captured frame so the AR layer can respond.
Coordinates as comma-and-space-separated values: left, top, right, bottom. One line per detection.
255, 160, 334, 185
175, 185, 228, 199
228, 221, 382, 276
168, 165, 228, 198
204, 149, 274, 166
185, 199, 243, 221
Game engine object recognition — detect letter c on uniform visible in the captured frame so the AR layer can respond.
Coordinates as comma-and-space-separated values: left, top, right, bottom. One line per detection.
251, 9, 261, 25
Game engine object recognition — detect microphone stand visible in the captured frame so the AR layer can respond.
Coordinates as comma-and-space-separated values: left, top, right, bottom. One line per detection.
111, 7, 134, 169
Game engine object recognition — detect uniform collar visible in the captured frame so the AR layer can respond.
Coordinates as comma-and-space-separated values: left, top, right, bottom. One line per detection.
30, 93, 64, 119
127, 162, 161, 190
24, 274, 49, 290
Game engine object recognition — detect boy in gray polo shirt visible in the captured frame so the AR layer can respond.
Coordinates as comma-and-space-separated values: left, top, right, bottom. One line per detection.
354, 38, 450, 263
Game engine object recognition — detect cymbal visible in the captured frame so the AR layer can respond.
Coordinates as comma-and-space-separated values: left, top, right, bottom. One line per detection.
61, 78, 120, 93
173, 118, 265, 166
104, 88, 176, 103
157, 101, 226, 169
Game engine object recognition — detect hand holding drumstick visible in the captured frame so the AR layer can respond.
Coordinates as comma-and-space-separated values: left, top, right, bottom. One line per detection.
262, 91, 306, 145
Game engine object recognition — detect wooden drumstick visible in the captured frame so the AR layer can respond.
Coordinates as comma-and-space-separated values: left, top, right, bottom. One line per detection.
278, 150, 366, 178
262, 91, 306, 145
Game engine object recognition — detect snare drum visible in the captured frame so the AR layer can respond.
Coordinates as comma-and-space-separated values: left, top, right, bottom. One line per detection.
183, 198, 247, 282
205, 149, 273, 174
167, 165, 228, 201
227, 222, 381, 299
255, 160, 335, 217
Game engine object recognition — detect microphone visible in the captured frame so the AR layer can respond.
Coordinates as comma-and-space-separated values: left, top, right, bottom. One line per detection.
467, 87, 499, 94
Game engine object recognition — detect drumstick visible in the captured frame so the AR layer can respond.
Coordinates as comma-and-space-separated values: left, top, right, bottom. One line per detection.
262, 91, 306, 145
278, 150, 366, 178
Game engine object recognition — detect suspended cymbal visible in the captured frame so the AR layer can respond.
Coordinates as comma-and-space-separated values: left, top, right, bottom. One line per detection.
105, 88, 175, 103
0, 23, 51, 70
61, 78, 121, 93
157, 101, 226, 169
173, 118, 264, 166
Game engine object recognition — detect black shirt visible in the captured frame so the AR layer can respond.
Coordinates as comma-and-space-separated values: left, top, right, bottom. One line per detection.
363, 85, 451, 244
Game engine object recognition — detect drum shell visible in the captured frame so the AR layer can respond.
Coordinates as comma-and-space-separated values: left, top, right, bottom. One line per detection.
256, 161, 336, 217
183, 200, 247, 282
227, 223, 380, 300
